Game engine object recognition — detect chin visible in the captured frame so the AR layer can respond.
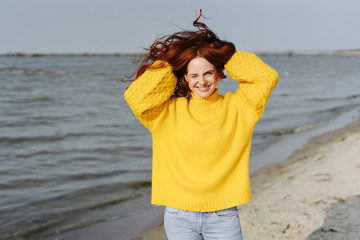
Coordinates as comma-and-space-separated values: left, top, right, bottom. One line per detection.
193, 88, 215, 98
196, 92, 211, 98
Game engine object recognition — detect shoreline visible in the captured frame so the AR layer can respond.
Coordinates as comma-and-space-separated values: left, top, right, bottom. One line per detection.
238, 116, 360, 239
3, 50, 360, 240
134, 116, 360, 240
58, 109, 360, 239
250, 107, 360, 174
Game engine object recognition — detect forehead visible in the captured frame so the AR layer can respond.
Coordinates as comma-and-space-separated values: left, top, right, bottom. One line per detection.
187, 57, 215, 73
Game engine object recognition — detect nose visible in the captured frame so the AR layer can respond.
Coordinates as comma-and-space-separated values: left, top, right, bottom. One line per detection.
199, 76, 206, 85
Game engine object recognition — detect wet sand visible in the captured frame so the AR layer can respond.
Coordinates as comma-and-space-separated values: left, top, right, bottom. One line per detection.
62, 118, 360, 240
135, 118, 360, 240
237, 118, 360, 239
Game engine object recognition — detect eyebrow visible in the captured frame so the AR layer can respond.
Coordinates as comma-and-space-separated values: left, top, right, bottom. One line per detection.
188, 69, 215, 75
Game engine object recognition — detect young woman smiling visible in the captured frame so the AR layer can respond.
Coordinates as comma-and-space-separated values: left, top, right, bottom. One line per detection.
185, 56, 218, 98
124, 11, 279, 240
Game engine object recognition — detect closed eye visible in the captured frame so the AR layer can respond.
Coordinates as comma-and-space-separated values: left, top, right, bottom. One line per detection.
205, 72, 213, 75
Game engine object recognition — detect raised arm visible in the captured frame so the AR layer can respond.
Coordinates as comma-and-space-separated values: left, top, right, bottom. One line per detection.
124, 61, 177, 130
225, 50, 279, 121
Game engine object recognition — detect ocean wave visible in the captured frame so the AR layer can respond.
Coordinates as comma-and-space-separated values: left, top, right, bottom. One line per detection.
6, 96, 54, 104
307, 97, 339, 102
87, 191, 149, 210
2, 114, 72, 123
274, 122, 326, 135
12, 145, 150, 161
1, 119, 57, 128
307, 93, 360, 102
92, 146, 151, 156
15, 150, 64, 158
65, 132, 137, 138
2, 172, 150, 196
5, 177, 54, 190
0, 135, 65, 144
87, 181, 152, 210
0, 131, 139, 146
347, 93, 360, 99
66, 170, 128, 181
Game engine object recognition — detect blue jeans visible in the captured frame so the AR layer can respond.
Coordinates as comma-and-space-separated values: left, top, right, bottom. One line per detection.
164, 206, 243, 240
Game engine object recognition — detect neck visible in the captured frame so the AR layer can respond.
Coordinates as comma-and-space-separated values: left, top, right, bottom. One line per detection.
189, 89, 221, 111
190, 89, 219, 101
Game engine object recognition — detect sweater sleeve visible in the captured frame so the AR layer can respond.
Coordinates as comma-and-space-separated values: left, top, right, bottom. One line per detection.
224, 50, 279, 121
124, 61, 177, 130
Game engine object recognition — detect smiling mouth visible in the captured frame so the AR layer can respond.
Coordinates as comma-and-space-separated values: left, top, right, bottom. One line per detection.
195, 85, 212, 93
196, 85, 211, 88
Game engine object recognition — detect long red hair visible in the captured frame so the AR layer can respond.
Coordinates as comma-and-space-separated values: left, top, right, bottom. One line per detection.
132, 10, 235, 98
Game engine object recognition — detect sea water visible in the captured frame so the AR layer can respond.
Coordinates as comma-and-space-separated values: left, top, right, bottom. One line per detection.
0, 54, 359, 239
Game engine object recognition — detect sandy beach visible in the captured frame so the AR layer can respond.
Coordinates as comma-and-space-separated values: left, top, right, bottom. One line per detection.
133, 118, 360, 240
58, 116, 360, 240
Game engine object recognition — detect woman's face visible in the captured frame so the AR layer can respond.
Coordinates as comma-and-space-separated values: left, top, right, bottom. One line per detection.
185, 56, 219, 98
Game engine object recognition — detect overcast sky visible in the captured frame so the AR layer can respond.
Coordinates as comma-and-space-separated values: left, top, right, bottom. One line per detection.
1, 0, 359, 53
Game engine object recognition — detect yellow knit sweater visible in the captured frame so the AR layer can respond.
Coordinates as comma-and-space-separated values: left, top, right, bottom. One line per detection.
124, 51, 279, 212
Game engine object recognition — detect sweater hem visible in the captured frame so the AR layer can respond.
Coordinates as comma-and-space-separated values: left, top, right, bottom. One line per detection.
151, 190, 252, 212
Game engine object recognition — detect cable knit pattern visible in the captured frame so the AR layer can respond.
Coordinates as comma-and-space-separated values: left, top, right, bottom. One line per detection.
225, 51, 279, 121
124, 51, 279, 212
124, 61, 177, 129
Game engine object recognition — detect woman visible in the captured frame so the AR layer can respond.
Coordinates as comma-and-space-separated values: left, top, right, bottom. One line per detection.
124, 11, 278, 240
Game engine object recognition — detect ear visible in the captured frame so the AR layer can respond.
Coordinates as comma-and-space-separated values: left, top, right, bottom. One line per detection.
216, 69, 225, 80
184, 73, 189, 82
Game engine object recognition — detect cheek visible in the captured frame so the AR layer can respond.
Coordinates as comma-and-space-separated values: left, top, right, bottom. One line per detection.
209, 76, 218, 85
188, 82, 195, 89
185, 78, 195, 87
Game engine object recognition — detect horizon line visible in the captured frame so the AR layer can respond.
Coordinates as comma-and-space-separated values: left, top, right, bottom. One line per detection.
2, 48, 360, 57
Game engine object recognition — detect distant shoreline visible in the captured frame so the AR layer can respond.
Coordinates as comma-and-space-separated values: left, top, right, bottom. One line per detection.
3, 52, 142, 57
3, 49, 360, 57
257, 49, 360, 56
